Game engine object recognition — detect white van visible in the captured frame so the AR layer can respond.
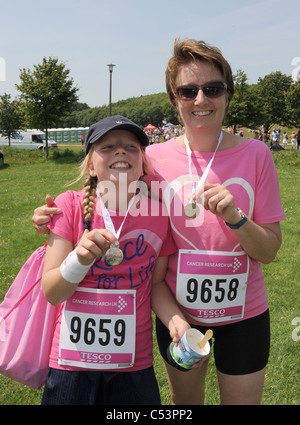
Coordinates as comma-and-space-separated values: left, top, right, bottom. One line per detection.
0, 130, 58, 150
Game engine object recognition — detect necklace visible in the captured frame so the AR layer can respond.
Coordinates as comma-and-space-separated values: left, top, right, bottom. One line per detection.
184, 131, 223, 218
96, 189, 136, 265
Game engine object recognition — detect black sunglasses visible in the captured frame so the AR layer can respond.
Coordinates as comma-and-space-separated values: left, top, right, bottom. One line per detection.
176, 81, 227, 100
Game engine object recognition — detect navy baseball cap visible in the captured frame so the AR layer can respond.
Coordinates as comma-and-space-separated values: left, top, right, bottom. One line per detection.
85, 115, 149, 154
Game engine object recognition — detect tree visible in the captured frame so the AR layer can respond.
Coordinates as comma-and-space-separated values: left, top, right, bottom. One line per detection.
16, 57, 78, 156
285, 79, 300, 127
0, 93, 24, 146
224, 69, 264, 131
256, 71, 293, 132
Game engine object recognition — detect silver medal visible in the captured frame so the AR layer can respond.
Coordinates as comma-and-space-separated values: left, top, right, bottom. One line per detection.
105, 245, 124, 266
184, 132, 223, 220
184, 202, 200, 218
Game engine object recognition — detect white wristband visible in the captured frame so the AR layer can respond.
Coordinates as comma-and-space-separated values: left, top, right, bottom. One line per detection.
60, 249, 94, 284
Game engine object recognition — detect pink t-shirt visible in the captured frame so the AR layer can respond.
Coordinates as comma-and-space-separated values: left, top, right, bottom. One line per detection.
47, 190, 176, 372
146, 137, 286, 325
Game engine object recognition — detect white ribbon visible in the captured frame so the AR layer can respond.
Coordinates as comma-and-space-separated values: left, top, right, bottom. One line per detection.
96, 188, 136, 240
184, 131, 223, 203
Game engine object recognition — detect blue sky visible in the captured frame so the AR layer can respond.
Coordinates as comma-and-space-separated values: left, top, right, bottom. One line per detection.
0, 0, 299, 107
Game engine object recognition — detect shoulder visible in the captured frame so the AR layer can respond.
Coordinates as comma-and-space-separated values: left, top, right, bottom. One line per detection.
246, 138, 272, 156
53, 189, 85, 212
242, 139, 274, 166
146, 139, 175, 158
227, 135, 271, 155
221, 132, 247, 150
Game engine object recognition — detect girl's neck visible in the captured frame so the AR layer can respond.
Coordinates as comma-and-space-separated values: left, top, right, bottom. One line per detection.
98, 189, 137, 213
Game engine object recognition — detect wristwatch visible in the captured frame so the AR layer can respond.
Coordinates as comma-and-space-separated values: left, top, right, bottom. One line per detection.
225, 208, 247, 229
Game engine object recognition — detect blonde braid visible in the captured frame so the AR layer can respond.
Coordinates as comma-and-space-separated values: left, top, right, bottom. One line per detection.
82, 175, 97, 235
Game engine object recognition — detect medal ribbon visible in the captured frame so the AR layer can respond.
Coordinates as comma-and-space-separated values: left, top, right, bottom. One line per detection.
96, 188, 136, 240
184, 131, 223, 203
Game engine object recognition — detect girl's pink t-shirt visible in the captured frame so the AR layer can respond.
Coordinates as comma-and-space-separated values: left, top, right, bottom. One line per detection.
146, 138, 286, 326
47, 190, 176, 372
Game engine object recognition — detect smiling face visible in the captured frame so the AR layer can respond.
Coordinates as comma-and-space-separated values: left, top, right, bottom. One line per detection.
175, 60, 229, 135
88, 129, 144, 189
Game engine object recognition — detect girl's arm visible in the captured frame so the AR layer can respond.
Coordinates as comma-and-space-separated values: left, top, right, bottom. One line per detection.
151, 256, 190, 342
42, 232, 78, 305
42, 229, 118, 305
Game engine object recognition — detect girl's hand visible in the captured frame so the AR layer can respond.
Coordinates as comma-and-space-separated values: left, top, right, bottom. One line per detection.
76, 229, 119, 265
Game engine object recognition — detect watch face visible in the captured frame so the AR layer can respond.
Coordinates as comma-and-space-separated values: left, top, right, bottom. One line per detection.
226, 209, 247, 229
236, 208, 244, 217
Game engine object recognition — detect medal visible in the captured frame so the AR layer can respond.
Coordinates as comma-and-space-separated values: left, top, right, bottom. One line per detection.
97, 188, 137, 266
184, 132, 223, 218
105, 245, 124, 266
184, 202, 200, 218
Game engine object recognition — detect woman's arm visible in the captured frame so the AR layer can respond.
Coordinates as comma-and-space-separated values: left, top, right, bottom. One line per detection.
202, 183, 282, 264
151, 256, 190, 342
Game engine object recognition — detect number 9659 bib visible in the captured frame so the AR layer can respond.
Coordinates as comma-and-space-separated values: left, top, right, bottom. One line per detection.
59, 287, 136, 369
176, 250, 249, 324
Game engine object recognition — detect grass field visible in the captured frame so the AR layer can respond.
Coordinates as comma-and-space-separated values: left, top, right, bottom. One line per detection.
0, 143, 299, 405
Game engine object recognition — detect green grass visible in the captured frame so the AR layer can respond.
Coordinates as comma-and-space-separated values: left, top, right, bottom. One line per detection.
0, 146, 299, 405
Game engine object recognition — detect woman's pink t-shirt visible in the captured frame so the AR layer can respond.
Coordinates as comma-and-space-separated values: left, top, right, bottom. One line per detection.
146, 138, 286, 326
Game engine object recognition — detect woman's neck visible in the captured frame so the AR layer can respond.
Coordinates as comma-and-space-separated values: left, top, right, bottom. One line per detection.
178, 127, 223, 152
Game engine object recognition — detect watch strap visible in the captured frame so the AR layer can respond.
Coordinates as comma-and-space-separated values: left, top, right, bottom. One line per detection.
225, 208, 247, 229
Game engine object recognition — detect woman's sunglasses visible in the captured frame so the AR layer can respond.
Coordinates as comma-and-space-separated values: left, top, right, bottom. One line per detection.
176, 81, 227, 100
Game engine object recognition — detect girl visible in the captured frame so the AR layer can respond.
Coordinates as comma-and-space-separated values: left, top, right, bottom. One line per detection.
41, 115, 190, 405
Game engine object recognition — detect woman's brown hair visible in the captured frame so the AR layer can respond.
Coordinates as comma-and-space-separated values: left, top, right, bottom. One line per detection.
166, 38, 234, 109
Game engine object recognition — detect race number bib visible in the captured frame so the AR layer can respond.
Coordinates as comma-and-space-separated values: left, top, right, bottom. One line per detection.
176, 250, 249, 323
59, 288, 136, 369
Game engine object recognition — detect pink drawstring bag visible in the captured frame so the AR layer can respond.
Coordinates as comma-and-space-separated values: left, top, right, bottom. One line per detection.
0, 244, 58, 389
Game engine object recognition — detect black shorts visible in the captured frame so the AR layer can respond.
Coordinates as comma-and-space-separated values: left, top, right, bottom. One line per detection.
42, 366, 160, 405
156, 309, 270, 375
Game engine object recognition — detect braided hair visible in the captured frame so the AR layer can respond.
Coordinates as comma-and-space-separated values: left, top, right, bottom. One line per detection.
82, 174, 97, 234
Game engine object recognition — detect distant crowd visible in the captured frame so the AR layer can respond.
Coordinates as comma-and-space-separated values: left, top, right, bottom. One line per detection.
246, 127, 300, 150
144, 125, 184, 144
145, 125, 300, 150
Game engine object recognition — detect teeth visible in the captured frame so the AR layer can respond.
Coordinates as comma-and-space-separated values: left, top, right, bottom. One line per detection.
193, 111, 211, 116
111, 162, 130, 169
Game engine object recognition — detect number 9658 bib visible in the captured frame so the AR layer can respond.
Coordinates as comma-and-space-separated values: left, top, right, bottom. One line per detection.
176, 250, 249, 324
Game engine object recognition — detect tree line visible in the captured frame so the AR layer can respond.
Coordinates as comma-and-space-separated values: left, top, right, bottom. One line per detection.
0, 57, 299, 157
58, 68, 300, 133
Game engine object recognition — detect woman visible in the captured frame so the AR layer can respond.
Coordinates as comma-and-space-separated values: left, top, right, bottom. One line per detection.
33, 39, 285, 405
147, 38, 285, 405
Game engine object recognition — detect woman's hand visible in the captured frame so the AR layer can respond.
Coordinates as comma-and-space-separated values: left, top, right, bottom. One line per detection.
32, 195, 61, 234
168, 315, 191, 343
194, 183, 282, 264
200, 182, 240, 224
